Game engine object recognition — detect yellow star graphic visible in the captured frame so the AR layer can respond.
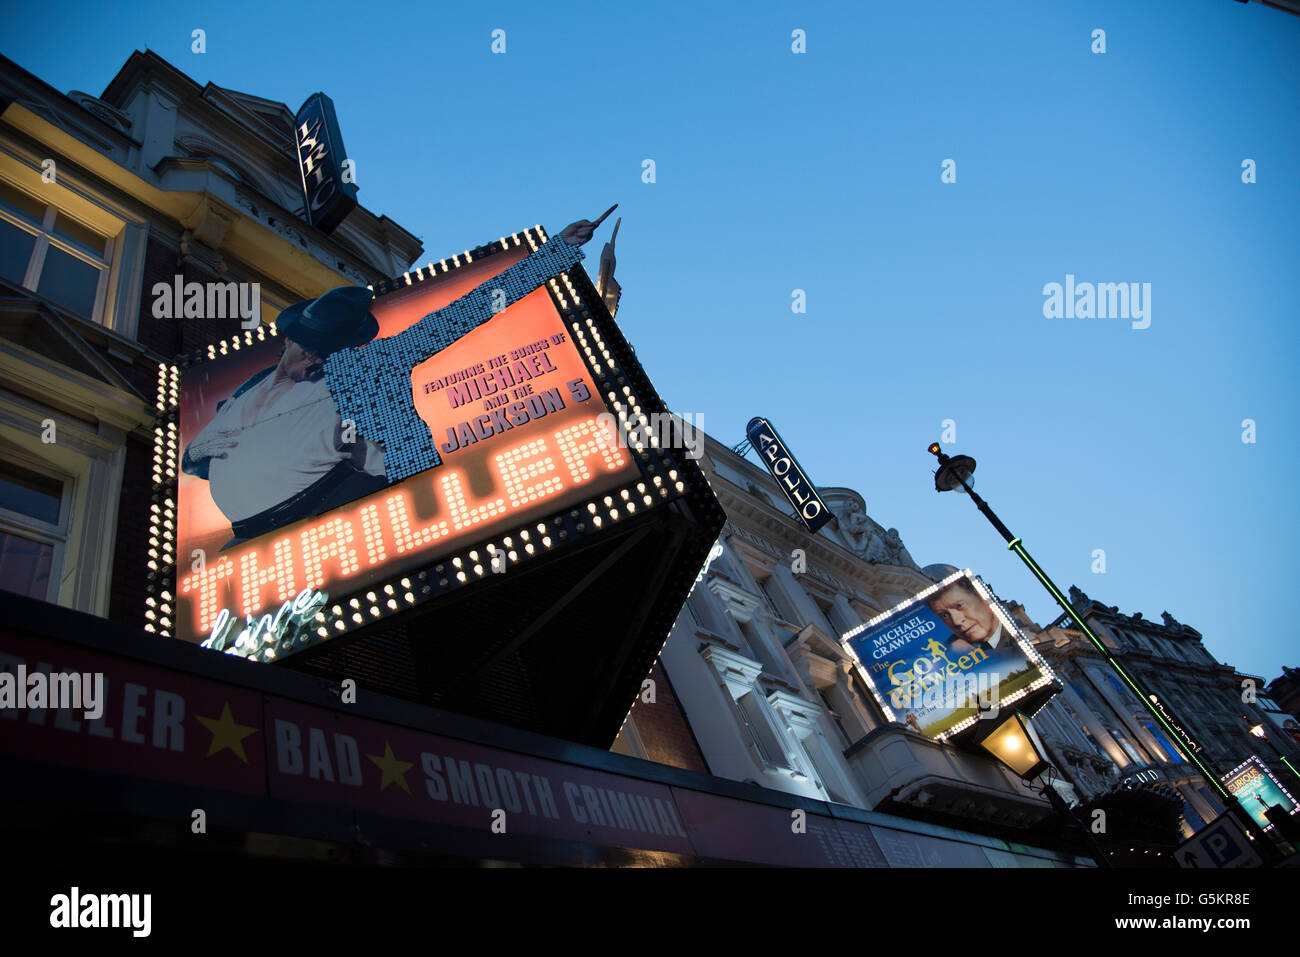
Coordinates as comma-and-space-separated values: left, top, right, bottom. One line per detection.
195, 702, 258, 764
366, 741, 414, 794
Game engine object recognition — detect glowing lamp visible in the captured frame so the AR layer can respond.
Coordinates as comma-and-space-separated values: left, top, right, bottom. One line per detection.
977, 711, 1051, 781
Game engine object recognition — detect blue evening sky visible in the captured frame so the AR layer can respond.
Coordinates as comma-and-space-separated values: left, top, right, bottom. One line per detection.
3, 0, 1297, 682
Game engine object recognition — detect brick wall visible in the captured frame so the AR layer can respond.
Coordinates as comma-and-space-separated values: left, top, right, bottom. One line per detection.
614, 660, 710, 774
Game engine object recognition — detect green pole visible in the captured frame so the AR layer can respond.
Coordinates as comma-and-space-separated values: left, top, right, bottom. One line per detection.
940, 460, 1281, 862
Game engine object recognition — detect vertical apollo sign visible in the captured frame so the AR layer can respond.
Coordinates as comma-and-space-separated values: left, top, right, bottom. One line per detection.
746, 417, 831, 533
294, 93, 357, 234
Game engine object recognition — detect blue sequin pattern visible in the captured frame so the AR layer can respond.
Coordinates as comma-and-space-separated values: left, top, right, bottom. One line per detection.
323, 234, 585, 483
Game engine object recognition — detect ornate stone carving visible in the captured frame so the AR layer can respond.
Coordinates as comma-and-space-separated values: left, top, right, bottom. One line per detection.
839, 501, 913, 567
69, 92, 132, 133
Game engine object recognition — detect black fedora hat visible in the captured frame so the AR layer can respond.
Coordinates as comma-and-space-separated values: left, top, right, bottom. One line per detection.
276, 286, 380, 356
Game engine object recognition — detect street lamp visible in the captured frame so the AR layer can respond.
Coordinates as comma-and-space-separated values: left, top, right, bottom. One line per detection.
978, 711, 1051, 780
927, 442, 1282, 863
977, 711, 1108, 867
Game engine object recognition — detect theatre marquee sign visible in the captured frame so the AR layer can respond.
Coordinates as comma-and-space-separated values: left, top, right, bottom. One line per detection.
150, 225, 717, 670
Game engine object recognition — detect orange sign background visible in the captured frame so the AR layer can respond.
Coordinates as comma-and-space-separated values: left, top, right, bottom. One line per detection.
176, 250, 639, 646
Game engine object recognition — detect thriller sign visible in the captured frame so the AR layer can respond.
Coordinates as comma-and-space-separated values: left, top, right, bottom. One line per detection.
173, 230, 643, 655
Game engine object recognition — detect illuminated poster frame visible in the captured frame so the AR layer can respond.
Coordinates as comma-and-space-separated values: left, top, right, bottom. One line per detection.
840, 569, 1058, 741
149, 225, 702, 664
1222, 754, 1298, 831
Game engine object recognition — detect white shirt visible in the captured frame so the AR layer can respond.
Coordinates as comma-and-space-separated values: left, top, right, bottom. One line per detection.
194, 371, 385, 522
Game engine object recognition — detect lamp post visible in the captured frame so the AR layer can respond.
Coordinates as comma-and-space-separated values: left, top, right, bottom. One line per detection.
927, 443, 1281, 863
977, 711, 1110, 867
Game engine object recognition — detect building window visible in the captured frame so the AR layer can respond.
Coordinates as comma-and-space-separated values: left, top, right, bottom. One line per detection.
737, 691, 790, 770
0, 180, 111, 321
1197, 786, 1225, 817
0, 458, 71, 602
757, 576, 788, 621
1104, 673, 1135, 705
1069, 712, 1107, 758
1109, 727, 1146, 766
1143, 722, 1187, 763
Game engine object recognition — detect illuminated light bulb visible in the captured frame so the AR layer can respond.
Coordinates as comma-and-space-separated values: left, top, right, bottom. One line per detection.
334, 620, 346, 631
404, 592, 415, 603
593, 516, 602, 528
543, 537, 552, 548
452, 557, 462, 568
387, 599, 397, 610
349, 598, 360, 609
456, 571, 467, 583
366, 591, 377, 602
317, 627, 328, 638
676, 482, 685, 492
332, 605, 342, 615
369, 606, 380, 617
383, 584, 394, 596
401, 578, 411, 588
525, 544, 534, 555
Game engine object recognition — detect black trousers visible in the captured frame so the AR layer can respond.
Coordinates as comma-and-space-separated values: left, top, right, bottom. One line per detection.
222, 462, 389, 550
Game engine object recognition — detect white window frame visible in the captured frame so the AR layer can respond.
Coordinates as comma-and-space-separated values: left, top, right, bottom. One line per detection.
0, 448, 75, 603
0, 185, 114, 324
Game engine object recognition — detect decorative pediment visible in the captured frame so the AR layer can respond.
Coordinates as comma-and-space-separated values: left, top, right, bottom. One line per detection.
785, 623, 850, 690
205, 85, 296, 144
67, 91, 132, 134
0, 294, 140, 396
707, 574, 763, 623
